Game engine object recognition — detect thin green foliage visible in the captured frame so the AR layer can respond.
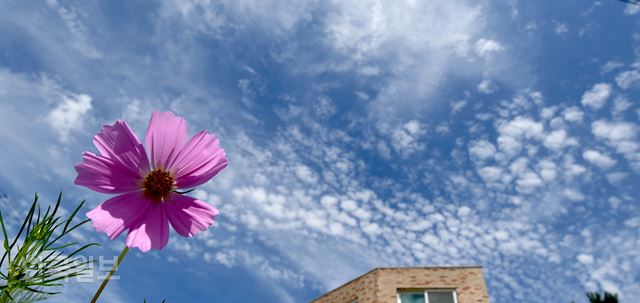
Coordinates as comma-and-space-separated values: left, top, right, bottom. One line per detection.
587, 292, 619, 303
0, 193, 99, 303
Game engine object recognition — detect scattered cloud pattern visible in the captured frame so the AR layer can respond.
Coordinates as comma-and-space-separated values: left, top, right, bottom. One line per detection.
0, 1, 639, 303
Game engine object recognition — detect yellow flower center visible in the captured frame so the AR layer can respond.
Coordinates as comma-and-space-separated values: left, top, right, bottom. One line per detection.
142, 169, 174, 201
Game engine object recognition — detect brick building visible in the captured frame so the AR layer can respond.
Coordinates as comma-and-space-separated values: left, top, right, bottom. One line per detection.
310, 266, 489, 303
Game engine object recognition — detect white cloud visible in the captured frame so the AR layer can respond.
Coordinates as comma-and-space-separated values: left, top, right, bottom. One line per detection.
451, 99, 468, 114
294, 164, 318, 184
321, 195, 339, 208
537, 160, 558, 181
555, 23, 568, 34
161, 0, 313, 38
591, 120, 640, 172
325, 2, 479, 60
203, 247, 304, 297
541, 106, 557, 120
475, 38, 504, 58
340, 199, 358, 211
435, 123, 450, 134
583, 150, 617, 169
358, 65, 380, 76
0, 70, 87, 195
477, 79, 497, 94
497, 117, 545, 156
592, 120, 638, 142
354, 91, 369, 101
581, 83, 612, 110
509, 157, 529, 175
390, 120, 426, 157
601, 61, 624, 74
615, 70, 640, 90
606, 172, 627, 184
544, 130, 570, 150
577, 253, 594, 265
314, 96, 337, 119
321, 1, 500, 129
204, 101, 603, 300
469, 140, 497, 160
45, 0, 103, 58
499, 117, 544, 139
563, 106, 584, 123
497, 135, 523, 157
563, 157, 587, 177
612, 96, 632, 116
46, 93, 92, 141
457, 206, 471, 217
478, 166, 503, 183
516, 171, 543, 193
564, 188, 585, 201
624, 3, 640, 15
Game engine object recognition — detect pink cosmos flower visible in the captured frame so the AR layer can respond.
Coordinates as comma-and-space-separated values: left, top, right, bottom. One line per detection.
75, 111, 228, 252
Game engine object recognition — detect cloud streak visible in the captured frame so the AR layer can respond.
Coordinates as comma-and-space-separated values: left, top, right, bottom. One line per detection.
0, 1, 638, 303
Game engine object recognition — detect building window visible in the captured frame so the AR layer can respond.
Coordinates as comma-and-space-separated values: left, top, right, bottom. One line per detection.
398, 290, 457, 303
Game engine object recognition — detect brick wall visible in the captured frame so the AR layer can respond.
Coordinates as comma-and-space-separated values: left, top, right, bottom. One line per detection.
311, 267, 489, 303
311, 269, 378, 303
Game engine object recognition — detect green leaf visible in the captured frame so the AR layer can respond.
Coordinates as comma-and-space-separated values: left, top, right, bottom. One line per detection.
63, 200, 84, 233
0, 193, 97, 302
0, 211, 9, 252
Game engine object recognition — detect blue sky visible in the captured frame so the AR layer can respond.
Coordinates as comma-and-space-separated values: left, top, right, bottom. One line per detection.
1, 1, 639, 302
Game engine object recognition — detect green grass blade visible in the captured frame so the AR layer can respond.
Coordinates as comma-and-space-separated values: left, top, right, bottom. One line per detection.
63, 200, 85, 233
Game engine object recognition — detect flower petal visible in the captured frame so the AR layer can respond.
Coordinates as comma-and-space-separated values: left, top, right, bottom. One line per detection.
75, 152, 143, 194
145, 111, 188, 170
172, 131, 228, 189
93, 120, 150, 174
75, 120, 149, 193
165, 193, 218, 237
86, 191, 152, 240
125, 202, 169, 252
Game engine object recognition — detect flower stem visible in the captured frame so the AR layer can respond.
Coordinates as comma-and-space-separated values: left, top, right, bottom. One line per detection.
0, 291, 10, 303
90, 246, 129, 303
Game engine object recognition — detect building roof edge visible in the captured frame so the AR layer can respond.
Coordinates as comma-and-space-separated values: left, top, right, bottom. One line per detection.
308, 266, 484, 302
